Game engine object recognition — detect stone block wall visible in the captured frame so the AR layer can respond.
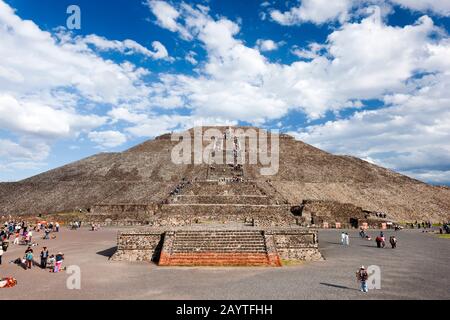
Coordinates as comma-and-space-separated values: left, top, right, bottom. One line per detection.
111, 230, 163, 262
271, 229, 322, 261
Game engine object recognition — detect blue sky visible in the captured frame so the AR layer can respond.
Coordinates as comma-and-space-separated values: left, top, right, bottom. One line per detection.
1, 0, 450, 184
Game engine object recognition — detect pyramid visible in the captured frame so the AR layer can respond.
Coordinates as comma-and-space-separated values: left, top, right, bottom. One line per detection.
1, 126, 449, 224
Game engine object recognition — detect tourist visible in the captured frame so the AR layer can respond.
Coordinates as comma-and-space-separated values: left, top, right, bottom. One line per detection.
375, 235, 382, 248
359, 228, 366, 238
55, 222, 60, 232
48, 254, 55, 270
28, 230, 33, 244
341, 232, 346, 245
25, 246, 33, 269
389, 236, 397, 249
54, 252, 64, 273
345, 233, 350, 246
43, 227, 50, 240
356, 266, 369, 293
0, 246, 3, 265
40, 247, 49, 269
13, 232, 20, 245
2, 238, 9, 252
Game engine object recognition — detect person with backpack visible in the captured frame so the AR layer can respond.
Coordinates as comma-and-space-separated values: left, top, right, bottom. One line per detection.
375, 236, 382, 248
356, 266, 369, 293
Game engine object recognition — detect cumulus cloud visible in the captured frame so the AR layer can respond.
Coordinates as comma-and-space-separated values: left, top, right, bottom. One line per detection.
270, 0, 353, 25
294, 71, 450, 184
256, 39, 280, 52
80, 35, 171, 60
147, 3, 445, 120
88, 130, 127, 148
268, 0, 450, 26
391, 0, 450, 16
0, 0, 155, 173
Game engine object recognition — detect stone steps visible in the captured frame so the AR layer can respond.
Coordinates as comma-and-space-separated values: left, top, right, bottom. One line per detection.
172, 195, 272, 205
159, 230, 281, 266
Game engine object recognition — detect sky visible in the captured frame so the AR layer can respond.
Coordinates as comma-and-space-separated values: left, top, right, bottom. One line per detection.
0, 0, 450, 184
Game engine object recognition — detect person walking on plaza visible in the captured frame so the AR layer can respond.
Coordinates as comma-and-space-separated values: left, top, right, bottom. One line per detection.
341, 232, 346, 245
389, 236, 397, 249
40, 247, 49, 269
0, 246, 3, 265
55, 222, 60, 232
13, 231, 19, 245
356, 266, 369, 293
43, 227, 50, 240
345, 233, 350, 246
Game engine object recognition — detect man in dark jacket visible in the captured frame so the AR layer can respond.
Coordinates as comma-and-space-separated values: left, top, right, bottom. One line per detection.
40, 247, 49, 269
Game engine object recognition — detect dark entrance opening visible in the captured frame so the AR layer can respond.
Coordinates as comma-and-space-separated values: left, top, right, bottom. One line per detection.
290, 206, 303, 216
350, 218, 359, 228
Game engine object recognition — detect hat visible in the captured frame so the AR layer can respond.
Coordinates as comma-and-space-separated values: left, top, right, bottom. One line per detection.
360, 265, 365, 269
58, 252, 62, 255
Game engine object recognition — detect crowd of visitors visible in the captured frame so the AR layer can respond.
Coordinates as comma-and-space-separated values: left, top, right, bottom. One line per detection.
0, 219, 67, 288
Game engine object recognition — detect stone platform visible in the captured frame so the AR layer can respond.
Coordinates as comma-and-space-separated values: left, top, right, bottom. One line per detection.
112, 225, 322, 266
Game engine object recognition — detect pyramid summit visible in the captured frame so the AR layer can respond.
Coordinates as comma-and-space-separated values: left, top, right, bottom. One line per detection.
0, 126, 449, 224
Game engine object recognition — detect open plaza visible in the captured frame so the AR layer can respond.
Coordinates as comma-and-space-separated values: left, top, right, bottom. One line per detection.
1, 226, 448, 300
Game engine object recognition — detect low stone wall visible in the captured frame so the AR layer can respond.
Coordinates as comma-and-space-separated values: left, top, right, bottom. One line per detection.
111, 230, 163, 262
271, 229, 322, 261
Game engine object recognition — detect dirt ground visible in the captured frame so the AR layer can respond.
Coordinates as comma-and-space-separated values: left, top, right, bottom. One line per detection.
0, 227, 449, 300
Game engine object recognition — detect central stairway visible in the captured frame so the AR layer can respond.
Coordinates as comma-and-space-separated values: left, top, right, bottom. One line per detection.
159, 230, 281, 267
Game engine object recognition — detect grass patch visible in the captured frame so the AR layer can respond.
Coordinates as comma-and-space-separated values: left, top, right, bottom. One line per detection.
438, 234, 450, 239
281, 259, 305, 266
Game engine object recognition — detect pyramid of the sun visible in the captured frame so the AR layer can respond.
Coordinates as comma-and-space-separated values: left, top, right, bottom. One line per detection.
1, 126, 449, 225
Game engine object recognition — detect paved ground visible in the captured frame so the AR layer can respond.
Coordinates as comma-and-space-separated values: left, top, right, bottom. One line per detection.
0, 227, 449, 300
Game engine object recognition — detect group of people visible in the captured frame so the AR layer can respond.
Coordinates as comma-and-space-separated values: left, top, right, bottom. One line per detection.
374, 232, 398, 249
169, 178, 190, 197
70, 221, 83, 230
345, 229, 399, 249
1, 221, 59, 247
407, 221, 433, 229
19, 245, 64, 272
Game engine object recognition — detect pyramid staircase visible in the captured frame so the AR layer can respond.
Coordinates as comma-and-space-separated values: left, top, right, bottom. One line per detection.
159, 230, 281, 267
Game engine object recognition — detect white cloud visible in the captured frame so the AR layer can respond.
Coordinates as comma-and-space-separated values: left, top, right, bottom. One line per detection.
146, 0, 192, 39
391, 0, 450, 16
185, 50, 198, 64
0, 0, 155, 170
270, 0, 353, 25
295, 71, 450, 183
147, 3, 446, 120
256, 39, 280, 52
88, 130, 127, 148
0, 139, 49, 161
81, 35, 171, 60
268, 0, 450, 27
0, 94, 106, 138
